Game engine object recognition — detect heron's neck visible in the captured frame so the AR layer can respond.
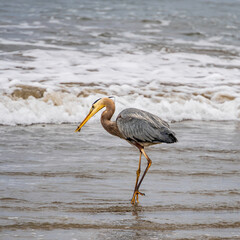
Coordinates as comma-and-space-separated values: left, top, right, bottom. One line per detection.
100, 98, 124, 138
100, 99, 116, 135
101, 101, 115, 123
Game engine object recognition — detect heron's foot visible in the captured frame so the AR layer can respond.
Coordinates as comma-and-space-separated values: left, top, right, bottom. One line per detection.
131, 190, 145, 204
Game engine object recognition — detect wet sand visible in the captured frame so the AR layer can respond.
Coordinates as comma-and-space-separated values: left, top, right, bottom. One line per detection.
0, 121, 240, 240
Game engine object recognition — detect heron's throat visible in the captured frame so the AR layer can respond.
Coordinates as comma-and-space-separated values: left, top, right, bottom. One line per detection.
100, 104, 120, 137
101, 105, 115, 123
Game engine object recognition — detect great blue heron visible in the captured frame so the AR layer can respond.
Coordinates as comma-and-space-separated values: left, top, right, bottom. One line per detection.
75, 97, 177, 204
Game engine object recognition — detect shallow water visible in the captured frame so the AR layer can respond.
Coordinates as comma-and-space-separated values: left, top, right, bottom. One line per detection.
0, 121, 240, 239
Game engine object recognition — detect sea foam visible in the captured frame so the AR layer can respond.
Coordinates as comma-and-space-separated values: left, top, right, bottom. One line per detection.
1, 41, 240, 125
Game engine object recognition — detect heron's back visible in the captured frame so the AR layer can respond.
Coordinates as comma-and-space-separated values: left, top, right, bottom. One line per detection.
116, 108, 177, 146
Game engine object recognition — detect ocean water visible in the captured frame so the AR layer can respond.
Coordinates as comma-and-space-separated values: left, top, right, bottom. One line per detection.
1, 1, 240, 239
0, 0, 240, 125
0, 122, 240, 240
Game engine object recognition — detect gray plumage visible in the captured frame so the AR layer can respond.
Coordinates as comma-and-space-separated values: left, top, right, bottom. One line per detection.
116, 108, 177, 146
75, 97, 178, 204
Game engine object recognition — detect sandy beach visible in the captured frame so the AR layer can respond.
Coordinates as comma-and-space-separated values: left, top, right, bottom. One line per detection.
0, 121, 239, 239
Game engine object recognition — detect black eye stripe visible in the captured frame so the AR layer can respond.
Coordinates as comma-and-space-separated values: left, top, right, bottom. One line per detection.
92, 98, 101, 105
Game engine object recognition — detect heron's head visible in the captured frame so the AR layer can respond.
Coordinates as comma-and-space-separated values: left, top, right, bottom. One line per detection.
75, 97, 114, 132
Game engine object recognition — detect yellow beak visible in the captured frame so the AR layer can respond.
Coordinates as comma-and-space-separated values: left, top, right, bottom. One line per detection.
75, 105, 104, 132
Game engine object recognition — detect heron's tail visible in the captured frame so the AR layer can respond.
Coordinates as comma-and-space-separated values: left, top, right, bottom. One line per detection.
167, 132, 178, 143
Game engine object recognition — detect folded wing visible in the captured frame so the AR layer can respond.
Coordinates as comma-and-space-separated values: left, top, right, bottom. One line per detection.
116, 108, 177, 145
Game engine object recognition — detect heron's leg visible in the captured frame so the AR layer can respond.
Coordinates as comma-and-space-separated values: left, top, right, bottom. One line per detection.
131, 147, 150, 204
131, 151, 144, 204
136, 148, 152, 193
134, 151, 142, 191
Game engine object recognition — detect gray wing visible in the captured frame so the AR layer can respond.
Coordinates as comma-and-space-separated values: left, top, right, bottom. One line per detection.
116, 108, 177, 144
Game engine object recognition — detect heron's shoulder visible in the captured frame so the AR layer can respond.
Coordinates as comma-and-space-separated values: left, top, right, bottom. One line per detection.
117, 108, 144, 118
117, 108, 169, 128
117, 108, 151, 121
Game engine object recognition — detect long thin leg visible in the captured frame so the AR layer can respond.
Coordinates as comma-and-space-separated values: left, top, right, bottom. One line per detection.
136, 148, 152, 195
131, 151, 142, 204
131, 148, 152, 204
134, 151, 142, 192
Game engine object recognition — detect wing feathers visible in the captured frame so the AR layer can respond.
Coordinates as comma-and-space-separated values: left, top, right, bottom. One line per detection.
117, 108, 177, 145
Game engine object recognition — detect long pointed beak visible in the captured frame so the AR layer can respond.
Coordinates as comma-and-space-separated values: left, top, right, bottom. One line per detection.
75, 106, 103, 132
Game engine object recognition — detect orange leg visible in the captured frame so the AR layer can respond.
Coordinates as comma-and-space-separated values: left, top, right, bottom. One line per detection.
134, 151, 142, 192
131, 151, 144, 204
136, 148, 152, 191
131, 148, 152, 204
